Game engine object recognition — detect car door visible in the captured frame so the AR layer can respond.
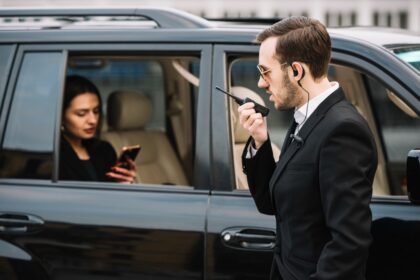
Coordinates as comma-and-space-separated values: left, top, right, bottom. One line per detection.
206, 39, 420, 279
331, 37, 420, 279
0, 43, 212, 279
206, 45, 275, 279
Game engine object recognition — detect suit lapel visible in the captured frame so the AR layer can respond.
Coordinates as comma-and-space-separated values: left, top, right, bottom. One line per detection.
280, 120, 296, 156
269, 88, 346, 195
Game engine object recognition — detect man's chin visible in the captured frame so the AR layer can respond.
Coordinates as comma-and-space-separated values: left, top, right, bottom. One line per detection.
274, 103, 293, 111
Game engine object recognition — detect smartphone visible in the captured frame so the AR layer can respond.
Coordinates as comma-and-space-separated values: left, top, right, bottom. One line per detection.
117, 144, 141, 168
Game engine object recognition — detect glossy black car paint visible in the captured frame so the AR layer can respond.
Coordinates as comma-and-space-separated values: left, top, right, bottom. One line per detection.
0, 8, 419, 280
0, 181, 208, 279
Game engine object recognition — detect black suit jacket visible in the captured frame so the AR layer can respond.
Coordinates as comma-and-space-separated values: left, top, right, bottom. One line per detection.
59, 137, 117, 182
242, 88, 377, 280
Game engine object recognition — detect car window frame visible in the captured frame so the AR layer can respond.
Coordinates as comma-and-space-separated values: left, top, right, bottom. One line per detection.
64, 43, 213, 191
0, 46, 67, 183
212, 44, 260, 191
331, 52, 420, 203
0, 44, 17, 121
0, 44, 24, 145
212, 43, 420, 198
331, 37, 420, 114
0, 43, 213, 192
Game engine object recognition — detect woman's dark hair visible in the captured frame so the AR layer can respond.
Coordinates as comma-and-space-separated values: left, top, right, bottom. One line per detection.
63, 75, 101, 110
62, 75, 103, 135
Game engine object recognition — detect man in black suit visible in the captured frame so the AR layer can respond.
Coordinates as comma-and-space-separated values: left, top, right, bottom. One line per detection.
238, 16, 377, 279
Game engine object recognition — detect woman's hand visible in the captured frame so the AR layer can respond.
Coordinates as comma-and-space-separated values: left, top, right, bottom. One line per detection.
106, 158, 137, 184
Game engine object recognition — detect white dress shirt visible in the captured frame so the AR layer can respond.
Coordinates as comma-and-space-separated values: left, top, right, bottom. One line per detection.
293, 81, 339, 135
248, 81, 340, 157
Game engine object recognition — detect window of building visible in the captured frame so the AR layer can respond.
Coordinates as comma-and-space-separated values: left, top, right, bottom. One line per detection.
399, 11, 408, 29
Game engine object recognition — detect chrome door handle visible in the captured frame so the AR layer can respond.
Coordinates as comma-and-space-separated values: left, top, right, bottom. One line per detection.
0, 213, 44, 234
221, 227, 276, 251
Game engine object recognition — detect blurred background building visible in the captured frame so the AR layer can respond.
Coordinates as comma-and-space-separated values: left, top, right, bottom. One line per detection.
0, 0, 419, 32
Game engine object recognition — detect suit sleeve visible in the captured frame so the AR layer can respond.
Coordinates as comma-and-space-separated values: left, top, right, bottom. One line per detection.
242, 136, 277, 215
312, 120, 377, 279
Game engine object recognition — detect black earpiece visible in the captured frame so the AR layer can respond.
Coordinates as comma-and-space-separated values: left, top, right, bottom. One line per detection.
292, 64, 305, 79
292, 67, 298, 77
289, 61, 309, 148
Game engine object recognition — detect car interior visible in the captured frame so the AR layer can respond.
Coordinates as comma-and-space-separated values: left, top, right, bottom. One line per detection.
65, 55, 200, 187
229, 85, 281, 189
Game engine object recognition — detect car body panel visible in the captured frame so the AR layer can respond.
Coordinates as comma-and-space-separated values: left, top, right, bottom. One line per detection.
0, 181, 208, 279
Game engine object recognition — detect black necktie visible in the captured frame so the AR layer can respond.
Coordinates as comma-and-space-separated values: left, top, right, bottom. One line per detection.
282, 120, 298, 153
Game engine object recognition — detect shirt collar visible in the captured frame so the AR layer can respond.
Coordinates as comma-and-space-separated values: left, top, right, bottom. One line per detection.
294, 82, 340, 126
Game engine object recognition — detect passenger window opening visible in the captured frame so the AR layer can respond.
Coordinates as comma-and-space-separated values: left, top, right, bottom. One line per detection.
227, 57, 419, 197
228, 57, 288, 190
61, 54, 201, 187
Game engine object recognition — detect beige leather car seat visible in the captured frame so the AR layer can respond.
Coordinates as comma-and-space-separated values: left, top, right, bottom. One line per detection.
101, 90, 189, 186
331, 64, 390, 195
230, 86, 281, 190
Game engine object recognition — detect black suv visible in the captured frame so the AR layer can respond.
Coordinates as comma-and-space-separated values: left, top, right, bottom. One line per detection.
0, 8, 419, 280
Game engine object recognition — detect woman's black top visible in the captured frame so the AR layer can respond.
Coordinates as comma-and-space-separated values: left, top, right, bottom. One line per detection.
59, 137, 117, 182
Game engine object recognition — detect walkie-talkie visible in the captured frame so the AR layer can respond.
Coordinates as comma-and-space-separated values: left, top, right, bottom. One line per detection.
215, 86, 270, 116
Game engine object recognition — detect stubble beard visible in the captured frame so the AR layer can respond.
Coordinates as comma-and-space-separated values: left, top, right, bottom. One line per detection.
274, 72, 301, 111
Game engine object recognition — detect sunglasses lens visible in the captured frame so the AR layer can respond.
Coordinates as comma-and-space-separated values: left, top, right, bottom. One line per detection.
257, 65, 268, 80
257, 65, 264, 78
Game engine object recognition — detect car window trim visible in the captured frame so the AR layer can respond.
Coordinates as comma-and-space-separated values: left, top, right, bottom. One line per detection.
0, 44, 17, 125
4, 43, 213, 191
0, 46, 27, 146
212, 44, 259, 191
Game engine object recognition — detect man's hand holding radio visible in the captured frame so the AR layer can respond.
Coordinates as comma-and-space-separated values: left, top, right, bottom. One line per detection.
238, 102, 268, 149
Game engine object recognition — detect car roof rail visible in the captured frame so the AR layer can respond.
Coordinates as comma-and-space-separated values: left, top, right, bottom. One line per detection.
0, 7, 212, 29
207, 17, 281, 25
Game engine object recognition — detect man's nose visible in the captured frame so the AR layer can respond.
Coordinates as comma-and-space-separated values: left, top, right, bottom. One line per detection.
258, 76, 268, 89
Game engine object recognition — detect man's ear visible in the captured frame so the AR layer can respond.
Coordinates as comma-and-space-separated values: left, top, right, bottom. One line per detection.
291, 62, 305, 81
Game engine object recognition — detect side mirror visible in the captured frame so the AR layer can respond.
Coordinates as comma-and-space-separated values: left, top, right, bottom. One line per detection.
407, 149, 420, 204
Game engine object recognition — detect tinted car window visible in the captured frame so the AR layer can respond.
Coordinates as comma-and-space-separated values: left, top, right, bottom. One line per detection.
0, 52, 62, 179
393, 45, 420, 73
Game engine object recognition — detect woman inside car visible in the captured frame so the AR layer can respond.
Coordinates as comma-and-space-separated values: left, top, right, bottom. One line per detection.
59, 75, 137, 183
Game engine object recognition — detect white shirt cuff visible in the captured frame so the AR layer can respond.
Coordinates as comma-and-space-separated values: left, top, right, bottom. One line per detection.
246, 140, 258, 158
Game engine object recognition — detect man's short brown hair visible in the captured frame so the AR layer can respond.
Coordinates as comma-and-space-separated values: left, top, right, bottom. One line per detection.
256, 16, 331, 80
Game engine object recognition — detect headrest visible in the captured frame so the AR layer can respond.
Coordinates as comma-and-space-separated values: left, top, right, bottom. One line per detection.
231, 86, 266, 143
107, 90, 152, 130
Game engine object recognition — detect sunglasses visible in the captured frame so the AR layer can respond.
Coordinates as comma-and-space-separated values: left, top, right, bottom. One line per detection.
257, 62, 289, 80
